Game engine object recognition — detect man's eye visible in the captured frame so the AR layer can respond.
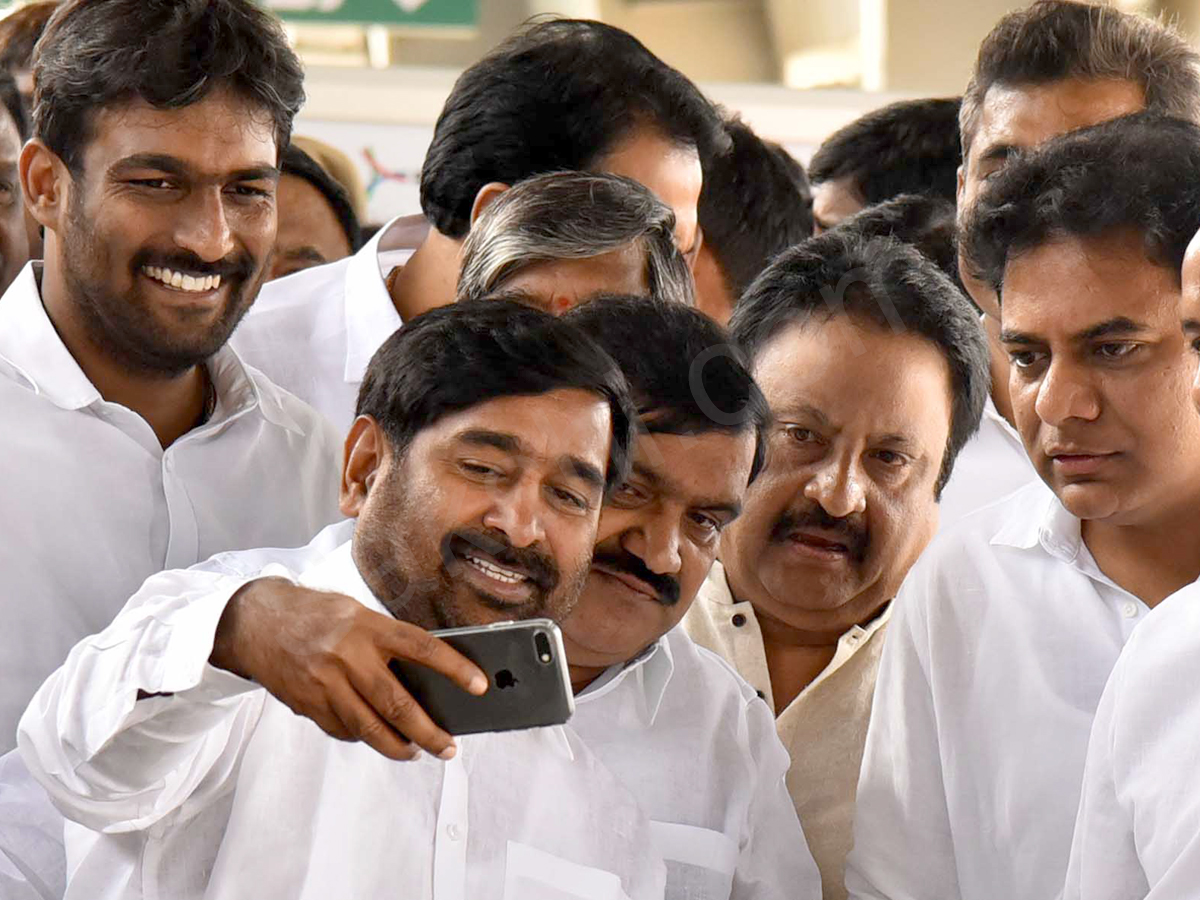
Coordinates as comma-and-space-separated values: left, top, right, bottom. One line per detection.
1191, 336, 1200, 354
611, 483, 647, 505
551, 486, 588, 510
689, 512, 721, 534
231, 184, 272, 198
872, 450, 908, 467
1095, 342, 1139, 362
1008, 350, 1044, 370
460, 462, 500, 478
784, 425, 818, 443
130, 178, 173, 190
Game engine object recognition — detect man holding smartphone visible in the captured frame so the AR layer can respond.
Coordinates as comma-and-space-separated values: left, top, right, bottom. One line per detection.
18, 301, 673, 900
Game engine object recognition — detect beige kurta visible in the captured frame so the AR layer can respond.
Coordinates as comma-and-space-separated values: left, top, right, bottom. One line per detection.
682, 562, 890, 900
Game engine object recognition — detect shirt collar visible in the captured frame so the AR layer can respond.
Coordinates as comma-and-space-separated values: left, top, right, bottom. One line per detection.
575, 634, 675, 725
698, 560, 738, 606
989, 480, 1083, 562
342, 215, 412, 387
0, 262, 301, 436
0, 262, 102, 410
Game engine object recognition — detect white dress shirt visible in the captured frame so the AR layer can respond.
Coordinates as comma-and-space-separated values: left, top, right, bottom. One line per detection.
231, 214, 426, 433
0, 262, 343, 751
845, 480, 1186, 900
1063, 582, 1200, 900
18, 540, 667, 900
683, 562, 888, 900
573, 626, 822, 900
935, 394, 1036, 532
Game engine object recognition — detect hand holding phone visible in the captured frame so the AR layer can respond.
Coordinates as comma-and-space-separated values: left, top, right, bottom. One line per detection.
389, 619, 574, 736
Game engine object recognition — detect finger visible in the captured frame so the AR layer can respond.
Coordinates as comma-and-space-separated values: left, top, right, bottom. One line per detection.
374, 621, 489, 696
348, 657, 459, 760
327, 679, 423, 762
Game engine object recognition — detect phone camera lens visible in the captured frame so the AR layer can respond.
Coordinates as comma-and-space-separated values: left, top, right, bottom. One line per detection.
534, 631, 553, 664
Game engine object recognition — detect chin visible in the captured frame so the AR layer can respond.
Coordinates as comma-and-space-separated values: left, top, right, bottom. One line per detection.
1054, 482, 1125, 522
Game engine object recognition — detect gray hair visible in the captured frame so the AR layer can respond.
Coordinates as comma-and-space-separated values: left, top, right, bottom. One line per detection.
456, 171, 695, 307
961, 0, 1200, 159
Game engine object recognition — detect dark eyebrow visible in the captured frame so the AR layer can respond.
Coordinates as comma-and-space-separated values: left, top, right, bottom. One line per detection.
562, 456, 606, 493
999, 329, 1040, 346
629, 461, 742, 518
1076, 317, 1146, 342
280, 246, 328, 265
111, 153, 279, 183
1183, 318, 1200, 334
457, 429, 521, 454
978, 142, 1018, 167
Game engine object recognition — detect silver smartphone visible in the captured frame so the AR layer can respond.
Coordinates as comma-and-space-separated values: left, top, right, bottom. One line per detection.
388, 618, 574, 736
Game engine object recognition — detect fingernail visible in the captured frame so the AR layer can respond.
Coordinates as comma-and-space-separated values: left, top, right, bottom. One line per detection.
438, 744, 457, 761
470, 674, 488, 694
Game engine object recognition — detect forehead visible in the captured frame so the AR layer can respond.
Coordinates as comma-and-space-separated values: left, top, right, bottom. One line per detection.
754, 317, 954, 442
501, 245, 649, 305
1002, 233, 1182, 334
628, 428, 756, 500
972, 78, 1144, 156
1183, 232, 1200, 311
415, 388, 612, 469
277, 174, 348, 245
595, 127, 702, 248
0, 106, 19, 162
81, 89, 277, 174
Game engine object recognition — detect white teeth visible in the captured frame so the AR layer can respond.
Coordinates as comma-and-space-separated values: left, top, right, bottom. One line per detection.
141, 266, 221, 293
464, 553, 527, 585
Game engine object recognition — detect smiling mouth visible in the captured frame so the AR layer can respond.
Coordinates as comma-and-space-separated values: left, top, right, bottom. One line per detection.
462, 551, 529, 586
141, 265, 222, 293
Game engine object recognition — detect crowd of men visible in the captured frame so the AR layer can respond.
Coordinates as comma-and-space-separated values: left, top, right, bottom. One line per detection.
1, 0, 1200, 898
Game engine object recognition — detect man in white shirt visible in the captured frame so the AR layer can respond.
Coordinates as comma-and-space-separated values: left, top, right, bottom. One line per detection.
1058, 222, 1200, 900
19, 299, 668, 900
847, 114, 1200, 900
683, 233, 989, 900
938, 0, 1200, 527
0, 0, 345, 751
231, 18, 725, 431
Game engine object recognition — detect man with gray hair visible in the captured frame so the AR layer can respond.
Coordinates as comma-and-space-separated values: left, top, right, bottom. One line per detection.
456, 171, 694, 312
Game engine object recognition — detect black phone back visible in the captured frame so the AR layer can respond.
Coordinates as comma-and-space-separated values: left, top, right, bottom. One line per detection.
388, 619, 574, 736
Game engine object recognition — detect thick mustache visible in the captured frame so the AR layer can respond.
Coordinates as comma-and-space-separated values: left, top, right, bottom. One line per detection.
769, 506, 868, 562
591, 547, 681, 606
440, 528, 559, 591
134, 250, 255, 281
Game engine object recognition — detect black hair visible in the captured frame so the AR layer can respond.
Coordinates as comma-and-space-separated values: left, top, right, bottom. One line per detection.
33, 0, 305, 174
356, 298, 636, 494
0, 69, 27, 140
281, 142, 362, 253
698, 116, 813, 301
808, 98, 961, 207
420, 17, 727, 239
964, 113, 1200, 297
731, 232, 989, 497
961, 0, 1200, 157
834, 194, 963, 293
563, 295, 771, 483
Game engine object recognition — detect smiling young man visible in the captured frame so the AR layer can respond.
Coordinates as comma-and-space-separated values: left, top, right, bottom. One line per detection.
847, 113, 1200, 900
231, 17, 725, 430
684, 233, 989, 900
938, 0, 1200, 527
0, 0, 343, 751
16, 300, 677, 900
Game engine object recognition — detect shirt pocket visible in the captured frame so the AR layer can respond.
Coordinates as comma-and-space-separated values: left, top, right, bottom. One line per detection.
649, 821, 738, 900
502, 840, 631, 900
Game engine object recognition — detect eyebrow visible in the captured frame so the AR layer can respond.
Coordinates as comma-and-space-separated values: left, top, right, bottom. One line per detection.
874, 433, 921, 453
111, 153, 280, 183
978, 142, 1018, 167
1001, 316, 1148, 347
280, 246, 328, 265
457, 429, 606, 493
1183, 317, 1200, 334
629, 460, 743, 518
778, 403, 833, 428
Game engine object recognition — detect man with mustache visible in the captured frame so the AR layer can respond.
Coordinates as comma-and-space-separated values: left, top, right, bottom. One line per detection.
848, 114, 1200, 900
17, 300, 674, 900
684, 233, 990, 900
0, 0, 344, 752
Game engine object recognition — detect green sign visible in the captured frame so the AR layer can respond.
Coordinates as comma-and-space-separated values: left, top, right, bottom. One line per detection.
262, 0, 477, 27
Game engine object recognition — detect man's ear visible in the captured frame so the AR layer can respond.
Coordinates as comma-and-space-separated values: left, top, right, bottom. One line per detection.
20, 139, 69, 232
956, 163, 965, 207
340, 415, 387, 518
468, 181, 510, 227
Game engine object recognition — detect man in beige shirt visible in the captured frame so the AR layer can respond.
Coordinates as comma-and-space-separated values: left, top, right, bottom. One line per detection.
684, 231, 989, 899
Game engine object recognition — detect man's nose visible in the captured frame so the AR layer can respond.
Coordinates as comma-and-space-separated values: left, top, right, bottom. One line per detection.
480, 481, 547, 549
803, 454, 867, 519
1034, 360, 1102, 426
172, 187, 236, 263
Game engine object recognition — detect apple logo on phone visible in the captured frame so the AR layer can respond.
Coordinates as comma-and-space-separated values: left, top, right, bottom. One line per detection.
495, 669, 518, 690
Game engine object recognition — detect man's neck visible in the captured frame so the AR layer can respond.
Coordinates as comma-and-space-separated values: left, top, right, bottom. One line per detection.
39, 267, 208, 449
1082, 497, 1200, 607
984, 315, 1015, 426
386, 229, 461, 323
567, 663, 607, 695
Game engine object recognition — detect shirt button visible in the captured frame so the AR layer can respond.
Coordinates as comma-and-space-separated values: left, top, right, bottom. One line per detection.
1122, 601, 1139, 619
756, 689, 766, 700
446, 823, 462, 841
732, 613, 747, 627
